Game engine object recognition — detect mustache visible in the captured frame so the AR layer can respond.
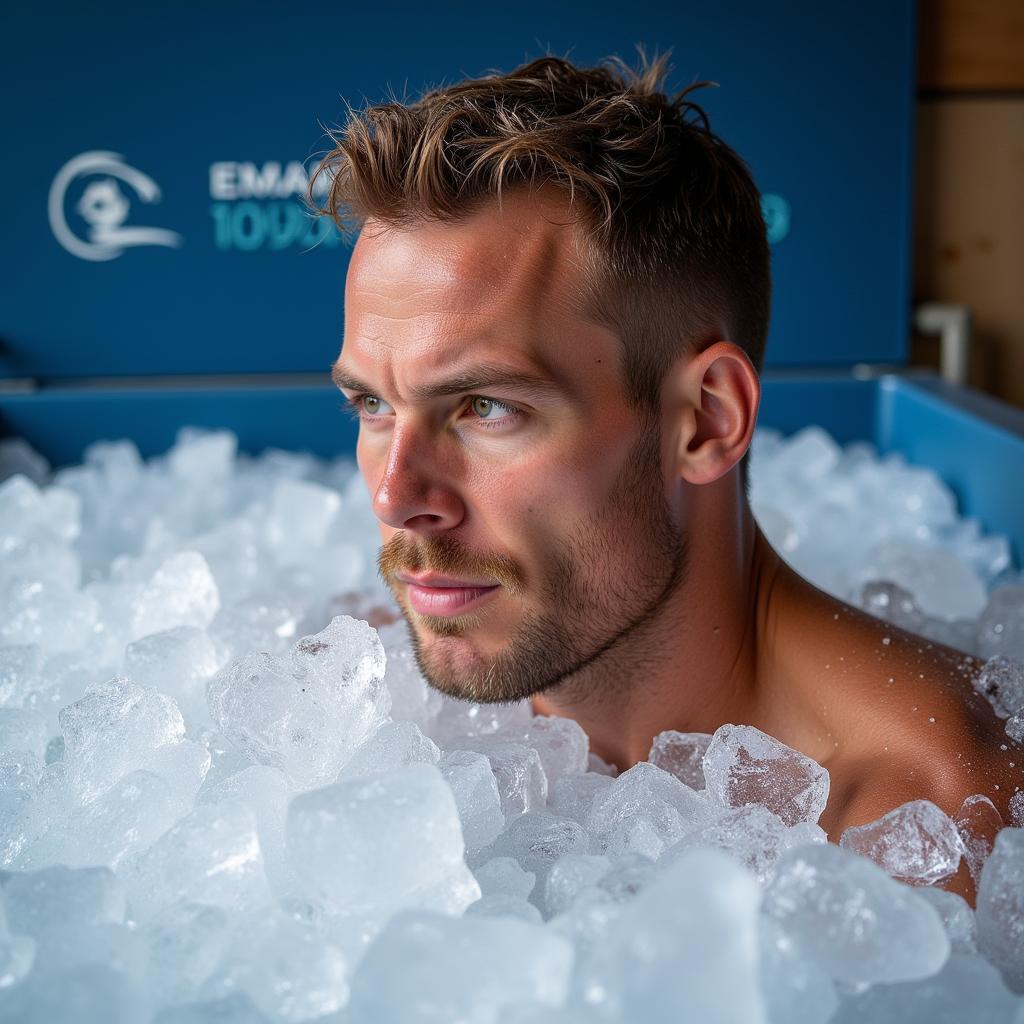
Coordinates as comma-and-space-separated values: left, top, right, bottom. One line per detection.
377, 533, 526, 595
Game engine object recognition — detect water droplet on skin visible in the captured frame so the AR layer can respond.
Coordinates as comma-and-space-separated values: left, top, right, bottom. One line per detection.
882, 637, 891, 646
928, 717, 936, 723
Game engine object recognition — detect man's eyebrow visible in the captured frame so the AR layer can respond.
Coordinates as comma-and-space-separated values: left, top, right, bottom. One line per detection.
330, 361, 562, 402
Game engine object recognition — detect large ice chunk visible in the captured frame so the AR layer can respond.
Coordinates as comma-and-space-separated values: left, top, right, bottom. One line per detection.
340, 720, 440, 779
648, 730, 712, 790
839, 799, 963, 885
858, 541, 988, 620
515, 715, 589, 783
975, 826, 1024, 994
131, 551, 221, 640
763, 842, 950, 986
977, 585, 1024, 662
582, 848, 765, 1022
200, 909, 349, 1022
484, 810, 591, 896
346, 910, 573, 1024
286, 763, 478, 917
665, 803, 825, 884
59, 678, 192, 804
585, 761, 711, 859
448, 736, 547, 821
954, 793, 1004, 885
437, 749, 505, 853
121, 801, 269, 920
702, 724, 830, 827
206, 616, 389, 788
971, 656, 1024, 718
122, 627, 221, 727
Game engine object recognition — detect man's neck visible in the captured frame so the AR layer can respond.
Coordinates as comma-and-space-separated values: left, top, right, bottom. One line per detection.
531, 485, 780, 770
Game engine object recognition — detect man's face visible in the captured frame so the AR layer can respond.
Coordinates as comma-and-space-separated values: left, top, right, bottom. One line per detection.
335, 190, 688, 703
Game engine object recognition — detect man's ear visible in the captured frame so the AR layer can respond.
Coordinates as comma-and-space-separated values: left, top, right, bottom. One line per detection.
666, 341, 760, 485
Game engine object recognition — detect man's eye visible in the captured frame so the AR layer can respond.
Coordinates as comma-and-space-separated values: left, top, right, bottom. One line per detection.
469, 396, 516, 420
358, 395, 393, 417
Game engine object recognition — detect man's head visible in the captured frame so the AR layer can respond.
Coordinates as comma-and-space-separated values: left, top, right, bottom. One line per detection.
313, 51, 768, 703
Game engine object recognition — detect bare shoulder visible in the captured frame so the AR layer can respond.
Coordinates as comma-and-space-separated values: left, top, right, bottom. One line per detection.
769, 575, 1024, 832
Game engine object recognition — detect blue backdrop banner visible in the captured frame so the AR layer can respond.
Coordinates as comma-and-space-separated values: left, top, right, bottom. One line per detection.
1, 0, 916, 380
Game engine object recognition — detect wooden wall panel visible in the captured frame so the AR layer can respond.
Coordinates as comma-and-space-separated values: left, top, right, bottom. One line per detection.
913, 98, 1024, 406
918, 0, 1024, 91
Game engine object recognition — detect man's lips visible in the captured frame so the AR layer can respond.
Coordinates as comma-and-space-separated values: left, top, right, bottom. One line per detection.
394, 571, 501, 616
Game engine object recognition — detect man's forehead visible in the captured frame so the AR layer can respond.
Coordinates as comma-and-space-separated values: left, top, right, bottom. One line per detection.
345, 191, 592, 324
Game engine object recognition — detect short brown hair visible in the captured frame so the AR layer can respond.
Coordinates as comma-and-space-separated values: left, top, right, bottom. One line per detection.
309, 49, 771, 412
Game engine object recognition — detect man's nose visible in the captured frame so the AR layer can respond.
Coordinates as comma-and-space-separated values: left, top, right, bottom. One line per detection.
371, 426, 465, 534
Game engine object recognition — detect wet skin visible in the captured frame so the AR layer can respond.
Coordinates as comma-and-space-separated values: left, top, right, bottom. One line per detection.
334, 186, 1022, 902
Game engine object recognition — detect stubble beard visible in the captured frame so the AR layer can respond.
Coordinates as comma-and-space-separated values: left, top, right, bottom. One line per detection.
378, 420, 688, 704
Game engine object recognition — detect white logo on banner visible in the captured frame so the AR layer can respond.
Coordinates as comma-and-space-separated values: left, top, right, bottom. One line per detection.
48, 151, 183, 261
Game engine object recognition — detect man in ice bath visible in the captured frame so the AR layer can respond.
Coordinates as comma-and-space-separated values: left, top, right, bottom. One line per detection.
314, 51, 1021, 900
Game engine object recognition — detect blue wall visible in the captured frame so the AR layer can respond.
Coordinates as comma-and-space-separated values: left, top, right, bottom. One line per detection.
1, 1, 915, 381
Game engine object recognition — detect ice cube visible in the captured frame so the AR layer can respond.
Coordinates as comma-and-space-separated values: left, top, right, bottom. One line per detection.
132, 552, 221, 640
978, 585, 1024, 662
437, 749, 505, 853
122, 801, 269, 920
122, 626, 221, 726
346, 910, 573, 1024
208, 593, 303, 660
143, 902, 231, 1009
473, 856, 536, 900
0, 644, 43, 706
664, 803, 822, 884
0, 579, 97, 654
206, 616, 389, 788
200, 909, 349, 1022
585, 761, 711, 859
702, 724, 830, 827
547, 771, 615, 824
648, 730, 712, 789
266, 479, 341, 562
917, 887, 977, 953
758, 916, 838, 1024
839, 798, 963, 885
60, 678, 187, 803
954, 793, 1004, 885
484, 811, 591, 893
763, 842, 950, 986
198, 766, 293, 892
3, 865, 126, 938
541, 853, 611, 918
286, 763, 478, 918
0, 708, 48, 760
0, 900, 35, 990
448, 737, 547, 821
832, 952, 1019, 1023
464, 892, 543, 924
169, 429, 237, 484
0, 963, 147, 1024
340, 720, 440, 778
583, 848, 765, 1022
972, 656, 1024, 718
859, 541, 988, 620
430, 696, 534, 744
516, 715, 589, 783
374, 621, 443, 727
1009, 790, 1024, 826
975, 826, 1024, 994
21, 769, 183, 871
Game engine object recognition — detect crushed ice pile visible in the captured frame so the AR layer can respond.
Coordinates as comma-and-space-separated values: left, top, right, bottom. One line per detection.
0, 425, 1022, 1023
